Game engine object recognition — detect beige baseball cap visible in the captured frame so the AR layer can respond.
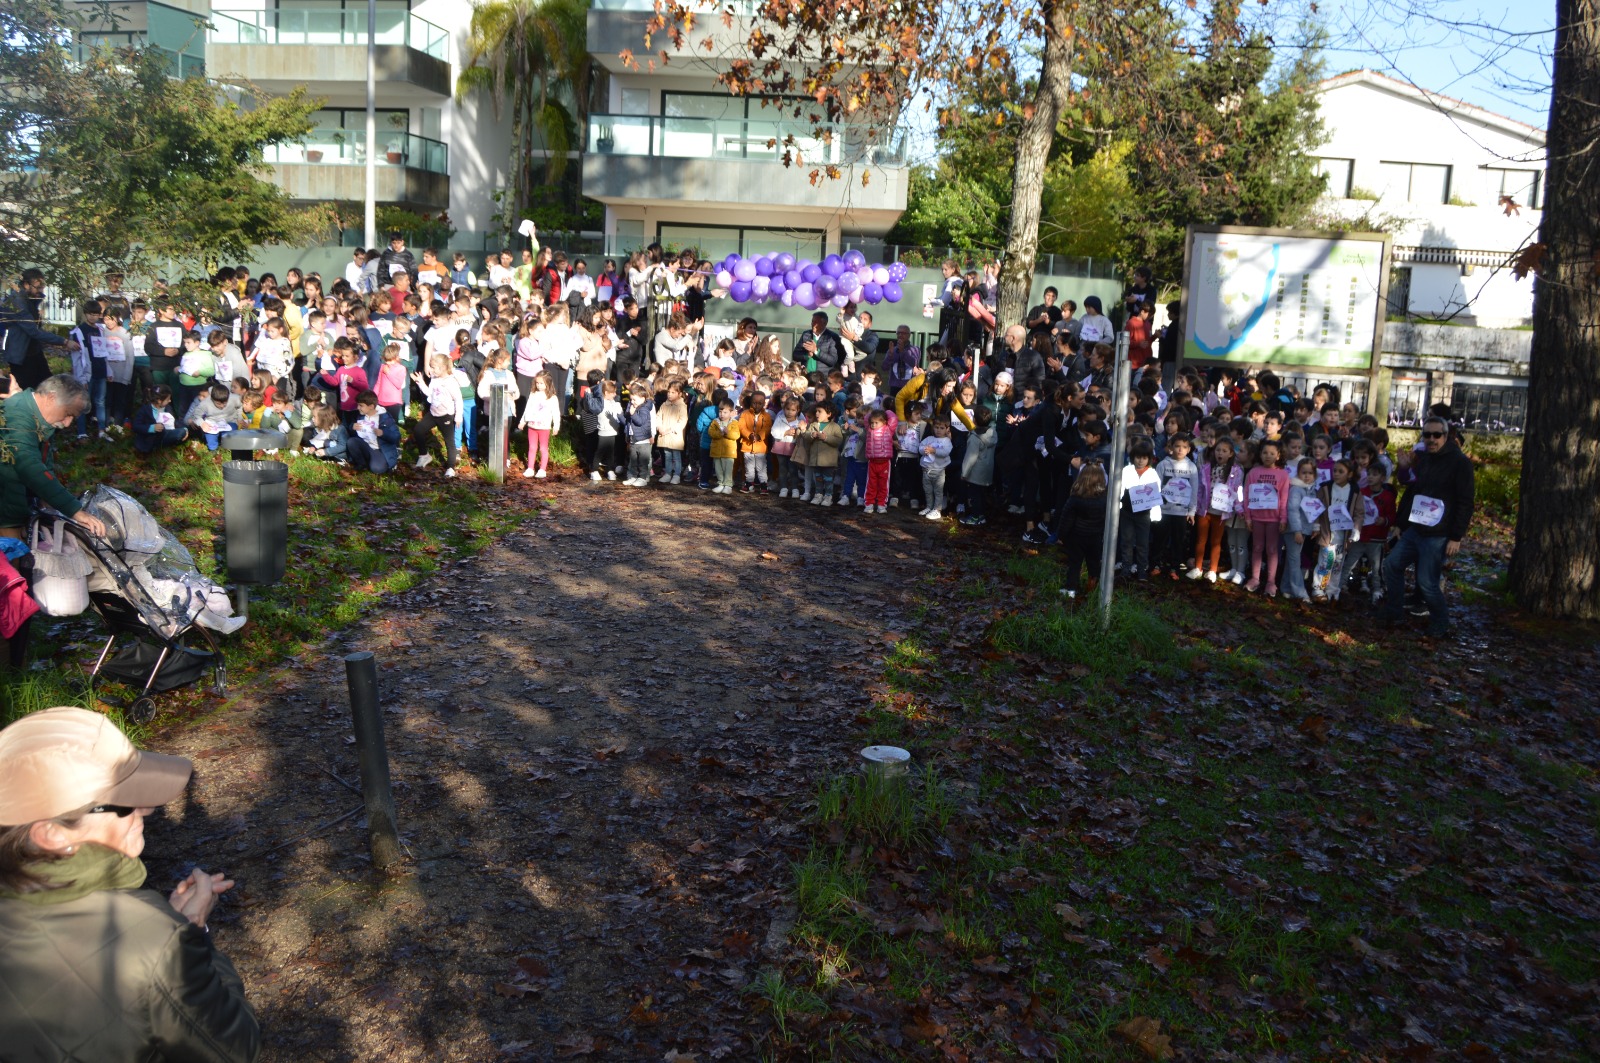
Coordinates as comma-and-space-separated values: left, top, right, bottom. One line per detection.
0, 707, 192, 826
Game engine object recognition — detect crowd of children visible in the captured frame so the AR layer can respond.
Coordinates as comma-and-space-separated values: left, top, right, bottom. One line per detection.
56, 243, 1464, 615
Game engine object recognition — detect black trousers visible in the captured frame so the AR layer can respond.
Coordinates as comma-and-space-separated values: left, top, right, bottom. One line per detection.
1061, 532, 1102, 593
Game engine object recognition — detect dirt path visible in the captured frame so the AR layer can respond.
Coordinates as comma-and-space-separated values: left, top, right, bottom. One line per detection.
145, 480, 934, 1061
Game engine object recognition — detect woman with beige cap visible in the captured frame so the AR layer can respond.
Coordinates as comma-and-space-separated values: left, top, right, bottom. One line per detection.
0, 707, 260, 1061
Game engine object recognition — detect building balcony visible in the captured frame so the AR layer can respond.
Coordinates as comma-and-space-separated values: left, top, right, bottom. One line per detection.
263, 130, 449, 210
588, 0, 760, 73
207, 7, 450, 98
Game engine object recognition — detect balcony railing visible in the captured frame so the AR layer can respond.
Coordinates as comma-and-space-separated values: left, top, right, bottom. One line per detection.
590, 0, 761, 11
586, 114, 906, 167
264, 129, 449, 176
209, 7, 448, 60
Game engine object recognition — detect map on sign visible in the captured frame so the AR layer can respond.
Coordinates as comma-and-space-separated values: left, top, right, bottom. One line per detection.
1183, 230, 1386, 369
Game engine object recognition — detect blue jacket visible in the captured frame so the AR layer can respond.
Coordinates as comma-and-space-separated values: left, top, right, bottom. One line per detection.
367, 412, 401, 464
624, 401, 653, 444
312, 423, 349, 461
1, 288, 66, 367
696, 403, 718, 449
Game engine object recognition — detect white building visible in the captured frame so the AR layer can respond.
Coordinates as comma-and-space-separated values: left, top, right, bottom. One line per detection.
1312, 70, 1545, 328
76, 0, 511, 232
581, 0, 909, 259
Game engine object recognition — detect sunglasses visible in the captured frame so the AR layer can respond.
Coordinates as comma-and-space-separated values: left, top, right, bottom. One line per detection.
1421, 431, 1445, 439
86, 804, 137, 817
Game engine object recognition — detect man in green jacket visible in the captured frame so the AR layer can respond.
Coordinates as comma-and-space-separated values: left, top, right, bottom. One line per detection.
0, 375, 108, 540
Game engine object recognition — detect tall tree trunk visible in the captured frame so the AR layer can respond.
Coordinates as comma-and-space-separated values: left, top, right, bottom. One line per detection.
1508, 0, 1600, 619
997, 1, 1075, 329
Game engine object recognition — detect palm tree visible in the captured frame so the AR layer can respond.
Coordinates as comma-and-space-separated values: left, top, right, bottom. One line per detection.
456, 0, 600, 229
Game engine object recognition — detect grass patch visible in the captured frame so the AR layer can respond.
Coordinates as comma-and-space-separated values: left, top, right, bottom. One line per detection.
34, 436, 530, 710
814, 766, 955, 848
990, 598, 1184, 681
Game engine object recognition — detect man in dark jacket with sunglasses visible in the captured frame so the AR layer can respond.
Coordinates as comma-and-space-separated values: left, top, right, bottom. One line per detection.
1381, 415, 1475, 637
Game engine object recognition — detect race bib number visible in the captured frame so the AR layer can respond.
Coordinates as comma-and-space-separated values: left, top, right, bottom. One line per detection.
1329, 502, 1354, 532
1129, 482, 1162, 513
1248, 482, 1279, 511
1316, 466, 1332, 486
1210, 483, 1234, 513
104, 337, 126, 362
389, 263, 407, 277
1162, 477, 1192, 507
1299, 496, 1326, 523
155, 326, 183, 349
1410, 495, 1445, 527
90, 337, 108, 360
1079, 375, 1095, 390
1362, 497, 1380, 526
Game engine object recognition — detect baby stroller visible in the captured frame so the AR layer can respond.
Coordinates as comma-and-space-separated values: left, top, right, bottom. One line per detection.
43, 486, 242, 723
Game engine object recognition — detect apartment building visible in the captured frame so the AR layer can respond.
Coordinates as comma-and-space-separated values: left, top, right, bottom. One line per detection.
74, 0, 511, 231
582, 0, 909, 260
1312, 70, 1545, 328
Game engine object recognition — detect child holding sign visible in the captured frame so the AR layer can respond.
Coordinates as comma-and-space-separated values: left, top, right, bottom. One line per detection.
1284, 459, 1323, 603
1118, 438, 1162, 581
1243, 439, 1289, 596
1152, 433, 1200, 579
1311, 458, 1363, 601
1190, 438, 1241, 583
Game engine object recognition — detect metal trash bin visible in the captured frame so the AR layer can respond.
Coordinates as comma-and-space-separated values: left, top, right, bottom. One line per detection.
221, 459, 288, 585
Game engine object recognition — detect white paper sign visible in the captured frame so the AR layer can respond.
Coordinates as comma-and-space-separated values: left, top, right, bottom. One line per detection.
517, 219, 536, 238
1299, 496, 1326, 523
155, 326, 183, 349
1329, 502, 1354, 532
921, 284, 939, 319
1162, 477, 1193, 507
1248, 482, 1280, 511
104, 337, 126, 362
1362, 496, 1380, 525
389, 263, 407, 277
1316, 465, 1332, 486
90, 337, 108, 360
1410, 494, 1445, 527
1129, 481, 1162, 513
1210, 483, 1234, 513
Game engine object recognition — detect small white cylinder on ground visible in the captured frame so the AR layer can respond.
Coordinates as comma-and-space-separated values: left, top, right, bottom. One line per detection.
860, 745, 911, 779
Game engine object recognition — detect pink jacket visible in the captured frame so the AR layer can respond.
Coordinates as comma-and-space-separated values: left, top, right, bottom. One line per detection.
1243, 466, 1291, 524
375, 362, 407, 407
863, 411, 899, 460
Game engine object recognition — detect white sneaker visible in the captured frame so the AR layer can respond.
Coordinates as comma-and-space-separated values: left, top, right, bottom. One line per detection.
811, 494, 823, 505
1186, 568, 1205, 580
779, 488, 790, 498
858, 497, 867, 507
1008, 504, 1025, 515
671, 475, 681, 484
444, 467, 457, 478
534, 468, 546, 478
918, 507, 930, 516
799, 493, 812, 502
1205, 571, 1218, 583
417, 454, 434, 469
591, 471, 602, 481
659, 473, 673, 483
889, 498, 899, 508
522, 466, 536, 478
1229, 571, 1246, 585
926, 509, 942, 521
877, 505, 888, 513
606, 470, 617, 481
821, 496, 833, 507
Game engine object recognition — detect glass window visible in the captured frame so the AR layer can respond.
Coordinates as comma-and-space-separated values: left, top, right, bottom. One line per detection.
1486, 168, 1541, 209
1379, 161, 1452, 205
658, 224, 824, 261
1316, 157, 1353, 198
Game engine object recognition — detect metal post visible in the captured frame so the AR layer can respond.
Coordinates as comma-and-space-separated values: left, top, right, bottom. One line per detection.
363, 0, 377, 249
486, 384, 507, 483
1097, 329, 1133, 626
344, 652, 400, 871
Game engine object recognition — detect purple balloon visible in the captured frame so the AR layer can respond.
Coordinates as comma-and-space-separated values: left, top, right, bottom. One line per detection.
733, 259, 757, 283
775, 252, 795, 272
842, 249, 866, 270
821, 254, 844, 277
836, 271, 860, 295
832, 293, 850, 308
752, 275, 771, 298
888, 262, 909, 283
783, 269, 803, 289
872, 265, 890, 285
716, 269, 734, 289
795, 282, 815, 307
780, 289, 796, 307
754, 256, 774, 277
728, 279, 753, 302
882, 282, 903, 303
769, 275, 786, 297
815, 275, 837, 299
801, 264, 821, 284
862, 282, 883, 304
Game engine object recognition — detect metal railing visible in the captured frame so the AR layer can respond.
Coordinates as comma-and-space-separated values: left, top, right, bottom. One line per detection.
264, 130, 449, 176
587, 113, 907, 167
69, 39, 206, 78
208, 7, 448, 60
1387, 381, 1526, 433
591, 0, 762, 12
